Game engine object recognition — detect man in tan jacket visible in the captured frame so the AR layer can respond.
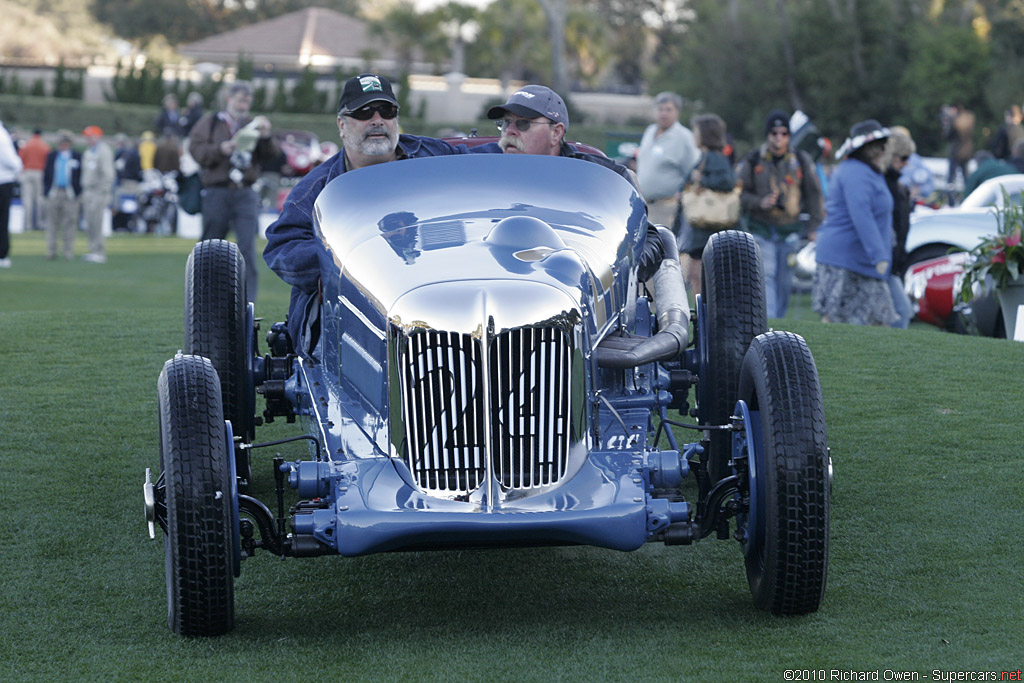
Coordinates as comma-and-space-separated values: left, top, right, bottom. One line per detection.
80, 125, 115, 263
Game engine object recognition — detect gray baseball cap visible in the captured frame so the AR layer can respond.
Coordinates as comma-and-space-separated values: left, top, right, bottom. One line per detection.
487, 85, 569, 129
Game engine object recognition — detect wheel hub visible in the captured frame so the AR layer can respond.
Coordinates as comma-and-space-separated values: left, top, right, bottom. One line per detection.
731, 399, 762, 557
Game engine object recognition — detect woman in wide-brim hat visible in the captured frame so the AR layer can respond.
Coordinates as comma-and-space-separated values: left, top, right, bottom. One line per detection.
811, 119, 900, 326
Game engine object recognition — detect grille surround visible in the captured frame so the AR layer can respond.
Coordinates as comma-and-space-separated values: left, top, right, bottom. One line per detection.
395, 326, 575, 498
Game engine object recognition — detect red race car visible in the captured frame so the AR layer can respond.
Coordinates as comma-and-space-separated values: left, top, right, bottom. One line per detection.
903, 252, 1004, 337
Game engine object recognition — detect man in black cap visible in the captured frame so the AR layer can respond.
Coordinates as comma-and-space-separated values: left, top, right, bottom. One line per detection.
736, 108, 824, 318
264, 73, 472, 358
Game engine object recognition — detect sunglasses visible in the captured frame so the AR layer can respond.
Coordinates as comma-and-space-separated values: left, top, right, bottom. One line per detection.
344, 102, 399, 121
768, 129, 790, 137
496, 118, 556, 132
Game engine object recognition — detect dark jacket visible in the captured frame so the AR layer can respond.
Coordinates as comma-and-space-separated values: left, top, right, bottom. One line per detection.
154, 108, 185, 138
962, 157, 1018, 197
115, 147, 142, 183
737, 144, 823, 236
43, 149, 82, 197
693, 150, 736, 192
884, 166, 912, 276
188, 111, 280, 187
470, 140, 638, 188
182, 105, 204, 136
264, 134, 471, 355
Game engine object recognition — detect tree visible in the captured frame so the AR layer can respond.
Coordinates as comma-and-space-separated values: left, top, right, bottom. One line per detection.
107, 60, 167, 105
537, 0, 570, 94
289, 66, 329, 114
649, 0, 787, 143
52, 59, 84, 100
428, 2, 481, 75
900, 21, 991, 153
565, 4, 614, 89
466, 0, 550, 86
370, 2, 438, 77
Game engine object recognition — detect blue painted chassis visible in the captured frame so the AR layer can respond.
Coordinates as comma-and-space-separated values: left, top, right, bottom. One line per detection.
259, 294, 710, 558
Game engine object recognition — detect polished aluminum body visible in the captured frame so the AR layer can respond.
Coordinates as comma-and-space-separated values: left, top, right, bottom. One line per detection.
310, 155, 647, 504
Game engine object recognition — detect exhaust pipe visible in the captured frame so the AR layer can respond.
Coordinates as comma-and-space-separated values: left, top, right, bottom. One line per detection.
597, 227, 691, 369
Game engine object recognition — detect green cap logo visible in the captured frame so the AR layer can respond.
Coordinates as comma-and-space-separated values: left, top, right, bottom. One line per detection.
359, 76, 383, 93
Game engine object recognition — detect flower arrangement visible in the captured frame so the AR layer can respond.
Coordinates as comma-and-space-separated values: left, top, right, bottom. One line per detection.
959, 188, 1024, 302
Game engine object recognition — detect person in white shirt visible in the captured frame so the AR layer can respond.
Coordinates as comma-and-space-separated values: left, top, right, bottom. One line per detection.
0, 120, 24, 268
636, 92, 701, 237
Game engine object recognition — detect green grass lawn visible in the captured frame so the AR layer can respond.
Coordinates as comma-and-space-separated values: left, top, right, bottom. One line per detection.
1, 231, 1022, 681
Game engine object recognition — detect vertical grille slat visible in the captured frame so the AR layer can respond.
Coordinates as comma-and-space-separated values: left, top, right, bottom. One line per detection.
399, 326, 572, 496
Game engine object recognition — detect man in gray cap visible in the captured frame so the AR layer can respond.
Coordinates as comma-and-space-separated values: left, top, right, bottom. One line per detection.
486, 84, 636, 185
486, 85, 670, 283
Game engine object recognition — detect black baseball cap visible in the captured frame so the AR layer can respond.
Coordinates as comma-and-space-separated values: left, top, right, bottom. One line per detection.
338, 74, 398, 115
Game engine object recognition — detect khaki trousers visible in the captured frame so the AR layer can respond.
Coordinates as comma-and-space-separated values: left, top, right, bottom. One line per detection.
19, 170, 45, 230
81, 189, 109, 257
646, 196, 679, 231
46, 189, 80, 260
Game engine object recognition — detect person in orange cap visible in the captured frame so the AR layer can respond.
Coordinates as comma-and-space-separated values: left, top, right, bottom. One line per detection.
80, 125, 114, 263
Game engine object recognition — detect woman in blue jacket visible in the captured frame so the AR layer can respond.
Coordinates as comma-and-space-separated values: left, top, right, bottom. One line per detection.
812, 119, 899, 325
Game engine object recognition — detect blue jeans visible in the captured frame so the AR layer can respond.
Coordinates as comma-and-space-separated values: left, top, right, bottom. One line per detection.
200, 185, 261, 302
888, 274, 913, 329
752, 230, 799, 319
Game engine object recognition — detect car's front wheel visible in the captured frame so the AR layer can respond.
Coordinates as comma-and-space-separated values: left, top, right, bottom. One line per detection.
737, 331, 829, 615
159, 354, 237, 636
699, 230, 768, 483
185, 239, 254, 486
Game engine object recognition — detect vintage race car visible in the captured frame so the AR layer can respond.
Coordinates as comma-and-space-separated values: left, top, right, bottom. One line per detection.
903, 252, 1004, 337
145, 154, 830, 636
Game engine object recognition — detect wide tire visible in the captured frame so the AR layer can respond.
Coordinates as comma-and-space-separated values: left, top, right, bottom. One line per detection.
738, 331, 829, 615
700, 230, 768, 482
159, 354, 236, 636
185, 239, 253, 485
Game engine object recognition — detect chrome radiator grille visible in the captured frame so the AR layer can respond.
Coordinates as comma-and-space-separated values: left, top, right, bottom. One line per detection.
401, 331, 487, 493
489, 328, 571, 489
399, 327, 572, 495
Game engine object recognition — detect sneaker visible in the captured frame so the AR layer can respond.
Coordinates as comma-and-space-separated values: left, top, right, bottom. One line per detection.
0, 257, 10, 268
82, 253, 107, 264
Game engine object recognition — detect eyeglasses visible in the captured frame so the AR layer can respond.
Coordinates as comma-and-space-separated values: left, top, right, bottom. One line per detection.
768, 129, 790, 137
898, 155, 911, 162
496, 118, 556, 132
344, 102, 399, 121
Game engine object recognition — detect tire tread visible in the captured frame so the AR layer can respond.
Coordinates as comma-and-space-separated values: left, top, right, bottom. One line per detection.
159, 354, 235, 636
741, 331, 829, 615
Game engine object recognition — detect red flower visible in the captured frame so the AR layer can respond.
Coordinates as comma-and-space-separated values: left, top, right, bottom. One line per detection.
992, 250, 1006, 264
1005, 232, 1022, 248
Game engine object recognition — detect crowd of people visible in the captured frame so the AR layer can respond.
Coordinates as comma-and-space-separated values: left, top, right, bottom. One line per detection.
630, 95, 1024, 328
0, 90, 210, 268
2, 77, 1022, 334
